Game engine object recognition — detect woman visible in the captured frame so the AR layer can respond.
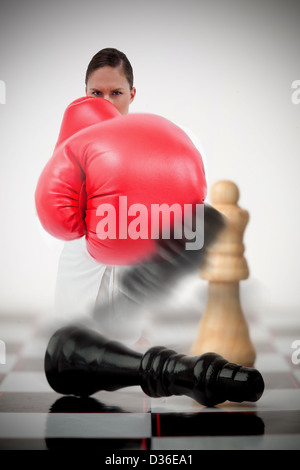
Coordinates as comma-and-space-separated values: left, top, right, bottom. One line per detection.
54, 48, 148, 347
54, 48, 207, 348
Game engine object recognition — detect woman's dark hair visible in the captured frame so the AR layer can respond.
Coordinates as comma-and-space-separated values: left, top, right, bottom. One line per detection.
85, 48, 134, 89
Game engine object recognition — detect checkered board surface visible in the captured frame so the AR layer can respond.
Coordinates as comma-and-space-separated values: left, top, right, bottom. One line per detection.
1, 304, 300, 452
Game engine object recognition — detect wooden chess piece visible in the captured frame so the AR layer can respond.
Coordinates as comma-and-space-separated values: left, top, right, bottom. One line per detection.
191, 180, 256, 367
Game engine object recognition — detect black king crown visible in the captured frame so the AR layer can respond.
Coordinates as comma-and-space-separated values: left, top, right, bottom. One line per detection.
45, 325, 264, 407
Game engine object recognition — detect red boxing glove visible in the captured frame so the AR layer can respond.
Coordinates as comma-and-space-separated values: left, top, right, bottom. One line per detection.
54, 96, 120, 149
35, 97, 207, 265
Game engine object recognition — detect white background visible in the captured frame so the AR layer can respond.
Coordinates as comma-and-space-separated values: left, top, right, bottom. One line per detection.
0, 0, 299, 318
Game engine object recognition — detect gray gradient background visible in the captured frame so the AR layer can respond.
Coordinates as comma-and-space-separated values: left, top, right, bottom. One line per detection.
0, 0, 299, 319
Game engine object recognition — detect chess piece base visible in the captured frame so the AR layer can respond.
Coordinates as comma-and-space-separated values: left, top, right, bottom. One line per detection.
191, 282, 256, 367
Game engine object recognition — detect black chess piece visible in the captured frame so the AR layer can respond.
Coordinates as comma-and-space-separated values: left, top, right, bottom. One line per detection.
45, 325, 264, 407
120, 204, 226, 300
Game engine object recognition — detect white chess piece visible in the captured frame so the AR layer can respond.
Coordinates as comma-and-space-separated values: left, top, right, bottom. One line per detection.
191, 180, 256, 367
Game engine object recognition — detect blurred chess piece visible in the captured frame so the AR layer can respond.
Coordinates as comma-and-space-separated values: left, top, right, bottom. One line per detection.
191, 180, 256, 367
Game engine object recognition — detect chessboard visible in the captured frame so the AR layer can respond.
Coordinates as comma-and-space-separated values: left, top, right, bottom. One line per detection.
0, 300, 300, 454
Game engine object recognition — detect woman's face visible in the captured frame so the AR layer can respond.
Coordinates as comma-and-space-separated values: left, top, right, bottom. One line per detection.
85, 65, 136, 115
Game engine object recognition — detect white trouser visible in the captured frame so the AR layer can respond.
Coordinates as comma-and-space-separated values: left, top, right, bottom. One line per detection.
54, 237, 145, 345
